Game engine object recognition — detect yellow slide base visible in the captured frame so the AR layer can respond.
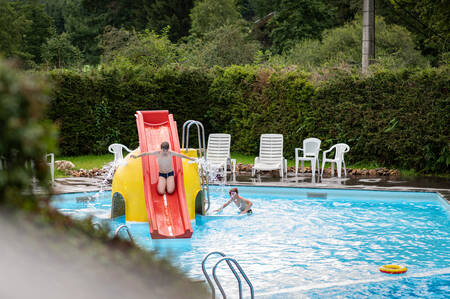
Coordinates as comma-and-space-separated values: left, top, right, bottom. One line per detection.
111, 149, 200, 222
181, 149, 201, 220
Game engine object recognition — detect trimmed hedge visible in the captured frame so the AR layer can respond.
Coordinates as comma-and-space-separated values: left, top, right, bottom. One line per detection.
47, 65, 449, 173
48, 67, 212, 155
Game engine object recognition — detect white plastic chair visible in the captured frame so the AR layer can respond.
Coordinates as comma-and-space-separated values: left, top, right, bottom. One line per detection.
295, 138, 321, 176
321, 143, 350, 178
252, 134, 287, 178
108, 143, 133, 163
45, 153, 55, 182
206, 133, 236, 175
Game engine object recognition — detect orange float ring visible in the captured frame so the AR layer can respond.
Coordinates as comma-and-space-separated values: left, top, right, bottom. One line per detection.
379, 264, 407, 274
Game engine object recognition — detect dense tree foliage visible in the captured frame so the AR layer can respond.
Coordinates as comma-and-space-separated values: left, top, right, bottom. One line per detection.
0, 0, 447, 69
41, 32, 82, 69
269, 0, 337, 53
270, 16, 428, 70
190, 0, 241, 36
182, 24, 260, 68
0, 1, 32, 60
99, 27, 178, 68
388, 0, 449, 63
11, 1, 55, 64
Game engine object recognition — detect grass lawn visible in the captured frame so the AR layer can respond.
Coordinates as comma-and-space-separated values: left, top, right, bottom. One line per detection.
55, 154, 114, 178
56, 152, 393, 178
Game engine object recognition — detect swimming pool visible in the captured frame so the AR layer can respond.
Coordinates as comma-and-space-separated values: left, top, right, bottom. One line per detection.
51, 186, 450, 298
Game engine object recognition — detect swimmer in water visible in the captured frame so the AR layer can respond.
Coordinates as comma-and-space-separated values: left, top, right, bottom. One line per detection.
214, 187, 253, 215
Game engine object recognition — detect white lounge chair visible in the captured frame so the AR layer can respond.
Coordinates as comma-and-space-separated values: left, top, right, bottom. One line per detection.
206, 133, 236, 175
252, 134, 287, 178
321, 143, 350, 178
295, 138, 321, 176
108, 143, 133, 163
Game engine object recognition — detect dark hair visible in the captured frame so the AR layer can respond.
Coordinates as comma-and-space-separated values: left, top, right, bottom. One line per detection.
161, 141, 170, 150
229, 187, 238, 195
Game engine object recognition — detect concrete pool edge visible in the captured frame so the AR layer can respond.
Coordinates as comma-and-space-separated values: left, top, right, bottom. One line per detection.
50, 175, 450, 203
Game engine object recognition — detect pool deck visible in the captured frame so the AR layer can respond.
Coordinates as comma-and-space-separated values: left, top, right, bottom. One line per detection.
51, 173, 450, 203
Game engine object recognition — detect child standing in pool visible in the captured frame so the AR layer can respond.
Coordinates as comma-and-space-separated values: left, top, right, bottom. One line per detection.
214, 187, 253, 215
131, 141, 197, 195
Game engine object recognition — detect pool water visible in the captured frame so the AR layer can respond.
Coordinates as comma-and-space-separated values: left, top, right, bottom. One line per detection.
51, 186, 450, 298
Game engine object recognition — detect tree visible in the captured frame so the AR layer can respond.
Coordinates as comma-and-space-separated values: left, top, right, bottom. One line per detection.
189, 0, 241, 36
269, 0, 336, 54
270, 16, 428, 70
182, 24, 260, 68
11, 2, 55, 64
145, 0, 194, 41
99, 28, 178, 68
388, 0, 449, 61
62, 0, 107, 65
41, 32, 82, 68
0, 0, 31, 59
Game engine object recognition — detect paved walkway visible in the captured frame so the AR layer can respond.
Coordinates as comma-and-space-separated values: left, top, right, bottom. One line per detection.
51, 173, 450, 202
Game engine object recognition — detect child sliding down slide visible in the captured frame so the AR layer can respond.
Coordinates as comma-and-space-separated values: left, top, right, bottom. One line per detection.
131, 141, 198, 195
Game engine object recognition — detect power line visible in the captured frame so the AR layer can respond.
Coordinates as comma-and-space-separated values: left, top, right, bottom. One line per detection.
390, 0, 448, 43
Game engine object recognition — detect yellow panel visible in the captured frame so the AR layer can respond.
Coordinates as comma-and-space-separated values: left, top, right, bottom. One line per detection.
111, 149, 147, 222
181, 149, 201, 220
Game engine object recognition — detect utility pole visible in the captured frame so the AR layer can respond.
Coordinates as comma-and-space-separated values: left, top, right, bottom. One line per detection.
362, 0, 375, 73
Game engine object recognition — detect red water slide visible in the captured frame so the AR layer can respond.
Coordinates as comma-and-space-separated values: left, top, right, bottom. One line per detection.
136, 110, 193, 239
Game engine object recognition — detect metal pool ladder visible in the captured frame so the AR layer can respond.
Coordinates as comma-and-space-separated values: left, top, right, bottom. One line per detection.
182, 120, 210, 213
114, 225, 134, 243
202, 251, 254, 299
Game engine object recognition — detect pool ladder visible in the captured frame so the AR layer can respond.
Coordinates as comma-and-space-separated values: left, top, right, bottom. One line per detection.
182, 120, 210, 214
202, 251, 254, 299
114, 225, 134, 243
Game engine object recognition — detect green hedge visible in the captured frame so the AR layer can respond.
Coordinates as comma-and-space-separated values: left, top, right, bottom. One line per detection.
48, 67, 212, 155
47, 65, 449, 173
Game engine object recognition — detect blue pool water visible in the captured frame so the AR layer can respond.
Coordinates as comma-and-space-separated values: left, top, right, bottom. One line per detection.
51, 186, 450, 298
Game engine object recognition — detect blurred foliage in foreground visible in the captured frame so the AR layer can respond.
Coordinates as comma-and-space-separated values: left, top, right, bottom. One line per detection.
0, 58, 56, 208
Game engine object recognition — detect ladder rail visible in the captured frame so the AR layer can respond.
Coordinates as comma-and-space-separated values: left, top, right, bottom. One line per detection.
201, 251, 240, 299
212, 257, 254, 299
114, 225, 134, 243
182, 120, 210, 213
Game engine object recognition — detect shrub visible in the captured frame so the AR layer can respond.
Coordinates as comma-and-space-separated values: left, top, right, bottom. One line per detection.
181, 24, 260, 68
47, 65, 449, 173
271, 16, 428, 71
99, 28, 179, 69
0, 59, 56, 207
48, 66, 212, 155
189, 0, 241, 36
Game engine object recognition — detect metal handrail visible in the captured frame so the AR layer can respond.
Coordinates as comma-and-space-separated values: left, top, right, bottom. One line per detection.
212, 257, 254, 299
114, 225, 133, 243
202, 252, 240, 299
182, 120, 210, 213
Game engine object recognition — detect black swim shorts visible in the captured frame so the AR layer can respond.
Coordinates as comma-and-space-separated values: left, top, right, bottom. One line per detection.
159, 171, 174, 178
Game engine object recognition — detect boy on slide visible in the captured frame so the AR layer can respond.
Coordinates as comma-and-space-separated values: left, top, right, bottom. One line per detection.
131, 141, 197, 195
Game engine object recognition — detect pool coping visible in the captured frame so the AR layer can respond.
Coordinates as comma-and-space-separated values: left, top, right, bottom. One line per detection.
50, 175, 450, 203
